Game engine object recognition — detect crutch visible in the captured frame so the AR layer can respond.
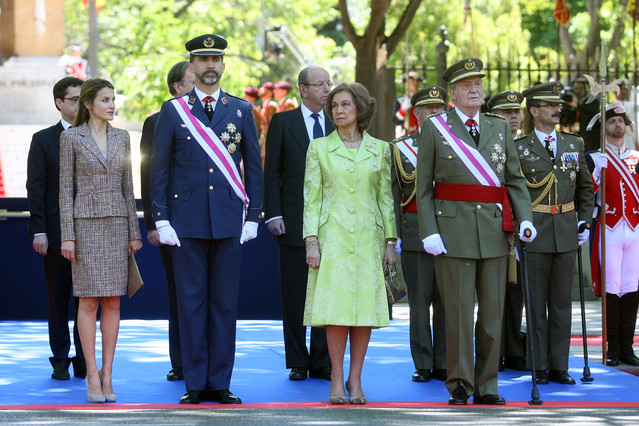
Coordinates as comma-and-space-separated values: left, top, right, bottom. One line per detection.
577, 222, 594, 382
517, 227, 543, 405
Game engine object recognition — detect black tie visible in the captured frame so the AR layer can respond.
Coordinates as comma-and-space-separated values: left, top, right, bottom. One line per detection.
203, 96, 215, 120
465, 119, 479, 145
311, 113, 324, 139
544, 135, 555, 160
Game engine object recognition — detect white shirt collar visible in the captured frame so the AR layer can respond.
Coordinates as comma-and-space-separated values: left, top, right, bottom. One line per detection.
61, 118, 73, 130
454, 108, 481, 132
301, 103, 325, 121
534, 128, 557, 143
193, 86, 221, 106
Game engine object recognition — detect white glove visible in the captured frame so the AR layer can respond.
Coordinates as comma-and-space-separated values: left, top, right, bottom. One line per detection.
156, 220, 181, 247
593, 155, 608, 182
518, 220, 537, 243
240, 221, 259, 244
578, 220, 590, 246
400, 96, 412, 113
422, 234, 447, 256
395, 238, 402, 254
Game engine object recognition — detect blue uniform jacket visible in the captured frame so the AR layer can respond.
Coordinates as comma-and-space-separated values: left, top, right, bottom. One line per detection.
150, 89, 263, 239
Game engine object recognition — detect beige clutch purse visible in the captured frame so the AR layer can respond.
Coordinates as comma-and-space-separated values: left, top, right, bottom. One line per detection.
128, 253, 144, 298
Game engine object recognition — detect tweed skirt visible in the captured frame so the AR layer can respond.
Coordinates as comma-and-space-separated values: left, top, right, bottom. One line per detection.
72, 216, 128, 297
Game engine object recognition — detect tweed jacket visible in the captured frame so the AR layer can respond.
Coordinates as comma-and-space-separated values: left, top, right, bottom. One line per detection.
59, 122, 140, 242
416, 110, 533, 259
517, 131, 594, 253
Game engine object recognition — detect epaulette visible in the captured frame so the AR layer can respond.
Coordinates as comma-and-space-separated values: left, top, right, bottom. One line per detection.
390, 133, 415, 145
484, 112, 506, 120
559, 130, 580, 137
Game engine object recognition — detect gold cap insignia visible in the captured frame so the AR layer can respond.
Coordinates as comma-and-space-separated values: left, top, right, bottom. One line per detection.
507, 93, 518, 102
429, 88, 439, 98
464, 60, 476, 71
203, 37, 215, 48
552, 83, 562, 94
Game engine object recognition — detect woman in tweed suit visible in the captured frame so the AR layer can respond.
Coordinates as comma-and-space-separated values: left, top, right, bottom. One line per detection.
60, 79, 142, 403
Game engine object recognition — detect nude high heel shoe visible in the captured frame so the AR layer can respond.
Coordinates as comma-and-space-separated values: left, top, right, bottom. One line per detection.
86, 375, 105, 403
345, 380, 367, 405
99, 370, 117, 402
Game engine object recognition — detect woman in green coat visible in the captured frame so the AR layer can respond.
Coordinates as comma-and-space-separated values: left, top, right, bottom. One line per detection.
303, 82, 397, 405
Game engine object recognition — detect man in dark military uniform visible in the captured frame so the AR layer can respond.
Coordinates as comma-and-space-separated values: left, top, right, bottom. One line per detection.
416, 58, 535, 405
487, 90, 527, 372
390, 86, 448, 384
150, 34, 263, 404
518, 82, 594, 385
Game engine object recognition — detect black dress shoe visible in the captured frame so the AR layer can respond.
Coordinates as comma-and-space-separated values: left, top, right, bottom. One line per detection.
309, 367, 331, 381
208, 389, 242, 404
412, 369, 431, 382
548, 370, 576, 385
289, 367, 308, 381
606, 357, 621, 366
504, 356, 528, 371
448, 384, 468, 405
167, 368, 184, 381
180, 390, 202, 404
72, 358, 87, 378
535, 370, 549, 384
473, 394, 506, 405
51, 362, 70, 380
621, 353, 639, 366
431, 369, 447, 381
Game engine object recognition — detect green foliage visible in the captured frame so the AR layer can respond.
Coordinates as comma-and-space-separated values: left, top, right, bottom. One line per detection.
65, 0, 339, 121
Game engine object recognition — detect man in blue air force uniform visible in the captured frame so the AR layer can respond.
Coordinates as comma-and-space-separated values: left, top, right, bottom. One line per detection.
150, 33, 263, 405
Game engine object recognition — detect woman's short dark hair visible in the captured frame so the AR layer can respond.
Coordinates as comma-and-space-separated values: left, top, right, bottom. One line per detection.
326, 82, 377, 133
73, 78, 115, 127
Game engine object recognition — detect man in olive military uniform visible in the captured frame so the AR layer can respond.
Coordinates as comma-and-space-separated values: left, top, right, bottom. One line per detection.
518, 82, 594, 385
487, 90, 527, 372
390, 86, 448, 383
416, 58, 536, 405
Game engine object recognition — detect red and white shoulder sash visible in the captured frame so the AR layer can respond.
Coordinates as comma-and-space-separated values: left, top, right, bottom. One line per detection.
171, 96, 249, 222
396, 136, 418, 168
607, 146, 639, 205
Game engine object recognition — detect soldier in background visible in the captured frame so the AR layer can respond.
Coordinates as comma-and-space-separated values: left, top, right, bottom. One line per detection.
243, 86, 261, 139
393, 71, 424, 136
273, 80, 298, 112
390, 86, 448, 383
487, 90, 527, 372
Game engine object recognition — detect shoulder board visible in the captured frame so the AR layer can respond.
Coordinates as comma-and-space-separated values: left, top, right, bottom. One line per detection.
559, 130, 580, 137
390, 134, 414, 145
484, 112, 505, 120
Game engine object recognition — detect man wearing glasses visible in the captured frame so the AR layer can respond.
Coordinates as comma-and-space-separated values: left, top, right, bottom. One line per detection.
518, 82, 594, 385
140, 60, 195, 382
27, 76, 86, 381
264, 66, 334, 382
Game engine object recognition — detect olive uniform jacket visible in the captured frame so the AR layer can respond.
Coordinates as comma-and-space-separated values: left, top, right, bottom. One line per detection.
416, 110, 533, 259
516, 131, 594, 253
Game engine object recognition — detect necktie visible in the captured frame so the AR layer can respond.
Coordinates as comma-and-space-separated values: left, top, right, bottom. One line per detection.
311, 113, 324, 139
465, 119, 479, 145
544, 135, 555, 159
203, 96, 215, 120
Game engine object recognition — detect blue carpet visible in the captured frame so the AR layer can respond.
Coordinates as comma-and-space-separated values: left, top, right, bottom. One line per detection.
1, 319, 637, 406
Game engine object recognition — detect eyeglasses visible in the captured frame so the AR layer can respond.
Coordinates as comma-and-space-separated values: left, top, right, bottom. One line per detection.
304, 81, 333, 89
538, 103, 562, 110
63, 97, 80, 104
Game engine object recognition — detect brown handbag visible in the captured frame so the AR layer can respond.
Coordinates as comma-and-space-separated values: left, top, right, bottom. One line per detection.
384, 254, 407, 304
128, 253, 144, 298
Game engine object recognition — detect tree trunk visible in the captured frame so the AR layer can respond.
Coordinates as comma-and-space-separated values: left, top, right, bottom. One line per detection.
578, 0, 602, 72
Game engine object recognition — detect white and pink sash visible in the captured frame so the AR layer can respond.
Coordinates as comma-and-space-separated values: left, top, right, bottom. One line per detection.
607, 146, 639, 205
396, 136, 418, 168
171, 96, 249, 222
430, 113, 501, 187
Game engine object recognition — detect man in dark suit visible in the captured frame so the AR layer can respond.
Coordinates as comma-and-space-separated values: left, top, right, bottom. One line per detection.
26, 76, 86, 380
264, 66, 333, 381
140, 61, 195, 382
416, 58, 536, 405
519, 82, 594, 385
150, 34, 263, 405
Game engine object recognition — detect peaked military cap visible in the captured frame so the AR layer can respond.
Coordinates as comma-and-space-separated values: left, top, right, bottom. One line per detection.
402, 71, 425, 83
487, 90, 524, 111
522, 82, 565, 104
411, 86, 448, 107
442, 58, 486, 84
185, 34, 227, 56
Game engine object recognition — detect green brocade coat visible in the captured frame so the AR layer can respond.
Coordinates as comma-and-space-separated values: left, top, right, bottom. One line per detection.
302, 130, 396, 327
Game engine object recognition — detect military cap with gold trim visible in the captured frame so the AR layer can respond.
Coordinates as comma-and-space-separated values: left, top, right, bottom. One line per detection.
441, 58, 486, 84
185, 34, 227, 56
487, 90, 524, 111
411, 85, 448, 107
522, 81, 565, 104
